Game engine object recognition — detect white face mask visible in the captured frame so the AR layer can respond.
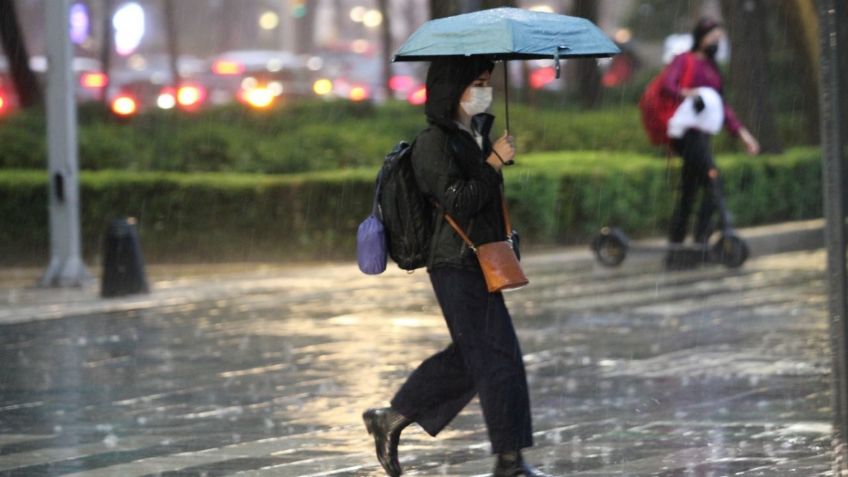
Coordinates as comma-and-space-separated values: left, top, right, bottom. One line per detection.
460, 86, 492, 116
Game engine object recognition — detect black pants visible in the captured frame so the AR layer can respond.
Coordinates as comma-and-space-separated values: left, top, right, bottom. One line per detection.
391, 267, 533, 453
668, 130, 729, 243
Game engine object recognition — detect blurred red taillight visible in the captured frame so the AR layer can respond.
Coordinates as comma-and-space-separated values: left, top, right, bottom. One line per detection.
407, 86, 427, 106
389, 75, 415, 93
530, 67, 556, 90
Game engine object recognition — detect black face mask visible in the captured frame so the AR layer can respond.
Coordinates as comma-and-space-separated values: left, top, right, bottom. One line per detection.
703, 43, 719, 59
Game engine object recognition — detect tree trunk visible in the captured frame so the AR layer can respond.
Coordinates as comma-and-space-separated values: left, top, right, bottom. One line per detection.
776, 0, 819, 144
333, 0, 345, 40
720, 0, 782, 153
840, 0, 848, 143
162, 0, 181, 87
481, 0, 514, 8
0, 0, 41, 108
570, 0, 602, 108
429, 0, 460, 19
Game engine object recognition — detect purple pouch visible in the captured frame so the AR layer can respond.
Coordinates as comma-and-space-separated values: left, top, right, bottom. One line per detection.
357, 214, 387, 275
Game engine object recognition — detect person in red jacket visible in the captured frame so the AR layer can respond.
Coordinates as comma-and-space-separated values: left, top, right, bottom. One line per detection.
662, 18, 760, 267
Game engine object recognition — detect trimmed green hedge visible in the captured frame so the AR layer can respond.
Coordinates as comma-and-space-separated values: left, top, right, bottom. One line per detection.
0, 100, 814, 174
506, 147, 822, 244
0, 147, 821, 265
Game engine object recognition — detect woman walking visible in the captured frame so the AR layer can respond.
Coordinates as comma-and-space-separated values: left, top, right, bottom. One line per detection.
363, 57, 551, 477
663, 18, 760, 267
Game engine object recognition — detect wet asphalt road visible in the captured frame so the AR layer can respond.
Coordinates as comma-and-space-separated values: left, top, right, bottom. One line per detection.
0, 250, 832, 476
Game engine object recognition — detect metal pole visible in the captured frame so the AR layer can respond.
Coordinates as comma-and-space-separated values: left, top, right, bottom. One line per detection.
40, 0, 92, 287
819, 0, 848, 473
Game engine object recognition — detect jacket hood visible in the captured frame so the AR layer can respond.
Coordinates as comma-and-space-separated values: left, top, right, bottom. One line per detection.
424, 57, 495, 131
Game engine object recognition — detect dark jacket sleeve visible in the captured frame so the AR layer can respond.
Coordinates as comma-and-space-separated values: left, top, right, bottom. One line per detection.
412, 129, 502, 222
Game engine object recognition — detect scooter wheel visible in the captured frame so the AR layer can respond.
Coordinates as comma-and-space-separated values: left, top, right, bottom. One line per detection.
591, 227, 629, 267
713, 234, 749, 268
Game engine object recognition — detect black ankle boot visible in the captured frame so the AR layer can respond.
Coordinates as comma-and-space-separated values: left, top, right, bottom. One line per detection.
363, 407, 411, 477
493, 451, 554, 477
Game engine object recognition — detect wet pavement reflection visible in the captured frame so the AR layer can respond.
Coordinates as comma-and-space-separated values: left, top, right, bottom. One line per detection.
0, 250, 831, 476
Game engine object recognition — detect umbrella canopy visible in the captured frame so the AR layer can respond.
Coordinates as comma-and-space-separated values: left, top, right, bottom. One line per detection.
393, 7, 620, 63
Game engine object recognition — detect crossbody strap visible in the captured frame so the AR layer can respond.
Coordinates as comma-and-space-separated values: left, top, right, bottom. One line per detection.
500, 187, 512, 238
442, 213, 477, 253
439, 134, 513, 251
440, 194, 512, 254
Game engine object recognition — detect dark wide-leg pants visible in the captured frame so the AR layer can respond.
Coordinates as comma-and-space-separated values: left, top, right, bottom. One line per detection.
390, 267, 533, 454
668, 129, 729, 244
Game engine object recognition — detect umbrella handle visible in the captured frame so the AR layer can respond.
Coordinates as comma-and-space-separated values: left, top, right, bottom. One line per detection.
554, 45, 570, 79
554, 48, 561, 79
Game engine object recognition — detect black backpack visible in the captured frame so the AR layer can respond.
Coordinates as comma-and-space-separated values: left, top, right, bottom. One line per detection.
375, 140, 434, 271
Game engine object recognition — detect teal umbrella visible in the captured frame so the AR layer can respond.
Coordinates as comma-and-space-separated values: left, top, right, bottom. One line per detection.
394, 7, 619, 139
394, 7, 619, 67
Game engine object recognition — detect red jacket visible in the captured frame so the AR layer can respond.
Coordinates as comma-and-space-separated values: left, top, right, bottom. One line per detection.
661, 52, 743, 136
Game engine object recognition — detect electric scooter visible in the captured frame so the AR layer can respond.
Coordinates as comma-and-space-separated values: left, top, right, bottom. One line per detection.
591, 225, 749, 269
591, 162, 749, 270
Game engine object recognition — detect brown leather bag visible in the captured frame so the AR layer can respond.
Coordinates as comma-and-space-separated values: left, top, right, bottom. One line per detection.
443, 198, 529, 293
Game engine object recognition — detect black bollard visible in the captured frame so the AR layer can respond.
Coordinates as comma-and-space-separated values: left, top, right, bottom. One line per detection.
101, 217, 150, 298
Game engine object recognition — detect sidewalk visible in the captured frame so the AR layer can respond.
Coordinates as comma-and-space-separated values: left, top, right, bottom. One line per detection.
0, 219, 825, 326
0, 243, 830, 475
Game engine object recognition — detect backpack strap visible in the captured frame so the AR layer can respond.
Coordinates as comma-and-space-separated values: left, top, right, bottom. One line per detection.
681, 52, 696, 90
371, 169, 383, 216
376, 139, 418, 216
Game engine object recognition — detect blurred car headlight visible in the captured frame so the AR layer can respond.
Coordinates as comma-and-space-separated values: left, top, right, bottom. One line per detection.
157, 91, 176, 110
267, 81, 284, 96
111, 94, 138, 116
240, 87, 275, 109
177, 84, 205, 108
80, 72, 108, 89
313, 78, 333, 96
349, 85, 369, 102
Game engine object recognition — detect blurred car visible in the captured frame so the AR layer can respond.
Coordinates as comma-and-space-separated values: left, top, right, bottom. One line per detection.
0, 57, 18, 116
206, 50, 310, 109
0, 54, 107, 116
29, 55, 108, 103
526, 59, 560, 91
307, 46, 425, 104
106, 53, 209, 116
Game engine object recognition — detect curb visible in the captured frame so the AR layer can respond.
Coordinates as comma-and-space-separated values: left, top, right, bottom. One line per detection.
739, 218, 824, 257
525, 218, 825, 267
0, 219, 826, 325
